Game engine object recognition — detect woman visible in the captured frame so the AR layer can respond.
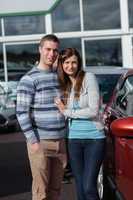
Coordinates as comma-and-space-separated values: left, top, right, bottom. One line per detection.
55, 48, 105, 200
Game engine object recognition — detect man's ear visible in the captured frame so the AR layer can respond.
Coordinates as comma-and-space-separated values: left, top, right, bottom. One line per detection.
39, 45, 42, 54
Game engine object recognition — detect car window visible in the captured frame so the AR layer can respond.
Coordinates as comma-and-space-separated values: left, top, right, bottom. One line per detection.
115, 75, 133, 116
96, 74, 121, 104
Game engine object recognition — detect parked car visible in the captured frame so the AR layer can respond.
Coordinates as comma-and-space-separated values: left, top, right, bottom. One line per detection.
102, 69, 133, 200
85, 67, 129, 199
0, 67, 28, 133
0, 83, 19, 132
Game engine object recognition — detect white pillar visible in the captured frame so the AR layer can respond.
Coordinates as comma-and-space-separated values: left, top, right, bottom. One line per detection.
1, 18, 8, 84
121, 36, 133, 68
45, 14, 52, 34
120, 0, 133, 68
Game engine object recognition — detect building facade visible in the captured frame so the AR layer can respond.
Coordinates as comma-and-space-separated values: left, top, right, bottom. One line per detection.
0, 0, 133, 84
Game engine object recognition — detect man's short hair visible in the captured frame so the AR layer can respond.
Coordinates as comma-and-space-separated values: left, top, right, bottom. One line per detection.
39, 34, 60, 47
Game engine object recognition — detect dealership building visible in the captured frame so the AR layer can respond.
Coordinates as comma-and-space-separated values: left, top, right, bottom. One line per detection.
0, 0, 133, 84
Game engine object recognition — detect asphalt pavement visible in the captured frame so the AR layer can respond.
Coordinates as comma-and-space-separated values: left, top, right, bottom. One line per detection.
0, 181, 77, 200
0, 132, 76, 200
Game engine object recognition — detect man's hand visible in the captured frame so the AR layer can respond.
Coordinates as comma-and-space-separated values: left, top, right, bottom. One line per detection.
30, 142, 41, 153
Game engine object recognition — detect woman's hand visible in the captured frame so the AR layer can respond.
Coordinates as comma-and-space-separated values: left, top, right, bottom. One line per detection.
54, 97, 65, 113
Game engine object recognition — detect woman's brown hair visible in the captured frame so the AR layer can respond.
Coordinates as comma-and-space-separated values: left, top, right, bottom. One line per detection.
57, 48, 85, 104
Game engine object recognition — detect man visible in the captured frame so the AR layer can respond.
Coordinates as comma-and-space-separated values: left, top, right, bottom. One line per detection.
16, 34, 67, 200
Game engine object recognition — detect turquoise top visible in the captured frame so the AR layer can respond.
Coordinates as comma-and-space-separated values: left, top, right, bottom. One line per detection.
68, 101, 105, 139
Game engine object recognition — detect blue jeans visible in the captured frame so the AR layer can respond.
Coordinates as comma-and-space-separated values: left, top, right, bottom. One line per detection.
68, 138, 105, 200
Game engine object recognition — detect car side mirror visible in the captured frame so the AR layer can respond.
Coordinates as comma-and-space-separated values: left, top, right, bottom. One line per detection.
110, 117, 133, 137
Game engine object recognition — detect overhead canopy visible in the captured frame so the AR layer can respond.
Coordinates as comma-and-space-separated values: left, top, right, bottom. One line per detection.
0, 0, 61, 16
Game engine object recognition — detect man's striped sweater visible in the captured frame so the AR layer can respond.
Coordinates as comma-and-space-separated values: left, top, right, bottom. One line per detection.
16, 66, 66, 144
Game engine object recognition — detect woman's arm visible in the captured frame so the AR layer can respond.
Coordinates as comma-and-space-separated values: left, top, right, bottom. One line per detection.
56, 73, 100, 119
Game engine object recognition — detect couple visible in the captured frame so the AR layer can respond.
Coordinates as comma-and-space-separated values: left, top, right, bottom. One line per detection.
16, 34, 105, 200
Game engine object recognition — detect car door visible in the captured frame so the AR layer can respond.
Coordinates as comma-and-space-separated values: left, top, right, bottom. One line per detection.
106, 75, 133, 200
103, 94, 123, 187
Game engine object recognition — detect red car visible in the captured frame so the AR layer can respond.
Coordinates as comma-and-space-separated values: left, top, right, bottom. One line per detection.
103, 69, 133, 200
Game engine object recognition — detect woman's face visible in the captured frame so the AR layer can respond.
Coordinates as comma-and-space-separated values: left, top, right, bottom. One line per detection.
62, 55, 78, 77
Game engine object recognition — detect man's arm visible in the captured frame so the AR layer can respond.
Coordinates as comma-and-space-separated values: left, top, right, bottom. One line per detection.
16, 75, 38, 144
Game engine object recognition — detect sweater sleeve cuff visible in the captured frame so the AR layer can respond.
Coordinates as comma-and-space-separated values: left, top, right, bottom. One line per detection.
24, 132, 39, 144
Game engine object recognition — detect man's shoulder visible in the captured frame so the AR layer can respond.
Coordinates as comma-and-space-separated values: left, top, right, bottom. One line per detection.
27, 66, 40, 77
20, 67, 39, 80
18, 67, 37, 85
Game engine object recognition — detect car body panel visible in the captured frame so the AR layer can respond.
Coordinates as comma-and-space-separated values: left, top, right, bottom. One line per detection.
115, 138, 133, 200
103, 69, 133, 200
111, 117, 133, 137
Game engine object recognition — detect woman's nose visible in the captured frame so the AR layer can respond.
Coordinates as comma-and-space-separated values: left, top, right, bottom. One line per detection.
68, 63, 73, 68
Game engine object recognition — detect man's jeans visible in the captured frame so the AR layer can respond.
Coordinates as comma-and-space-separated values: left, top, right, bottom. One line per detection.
68, 138, 105, 200
27, 139, 67, 200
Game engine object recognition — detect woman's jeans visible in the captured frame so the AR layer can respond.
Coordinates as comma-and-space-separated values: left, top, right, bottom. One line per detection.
68, 138, 105, 200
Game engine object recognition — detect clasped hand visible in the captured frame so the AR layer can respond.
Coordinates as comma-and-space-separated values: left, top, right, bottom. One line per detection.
54, 97, 65, 113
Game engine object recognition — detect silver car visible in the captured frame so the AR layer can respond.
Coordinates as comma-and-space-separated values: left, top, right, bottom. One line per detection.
0, 83, 18, 133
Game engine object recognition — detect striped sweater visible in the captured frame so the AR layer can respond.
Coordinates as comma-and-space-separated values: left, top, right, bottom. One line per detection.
16, 66, 66, 144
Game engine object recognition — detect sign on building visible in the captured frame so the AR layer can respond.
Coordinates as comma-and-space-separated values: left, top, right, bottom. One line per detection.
0, 0, 61, 16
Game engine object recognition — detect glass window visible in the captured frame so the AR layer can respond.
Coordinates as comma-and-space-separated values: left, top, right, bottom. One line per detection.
52, 0, 80, 32
115, 75, 133, 116
6, 43, 39, 81
60, 38, 81, 54
96, 74, 121, 104
128, 0, 133, 28
0, 43, 39, 101
4, 15, 45, 35
85, 39, 122, 67
83, 0, 120, 30
0, 45, 4, 81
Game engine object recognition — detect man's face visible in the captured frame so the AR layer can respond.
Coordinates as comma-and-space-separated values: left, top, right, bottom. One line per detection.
39, 40, 59, 68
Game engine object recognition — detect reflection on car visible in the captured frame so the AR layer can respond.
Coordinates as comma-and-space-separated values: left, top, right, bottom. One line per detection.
0, 83, 19, 133
0, 62, 33, 133
103, 69, 133, 200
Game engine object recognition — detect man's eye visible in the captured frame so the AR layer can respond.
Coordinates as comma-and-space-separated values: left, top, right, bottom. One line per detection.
45, 48, 50, 51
